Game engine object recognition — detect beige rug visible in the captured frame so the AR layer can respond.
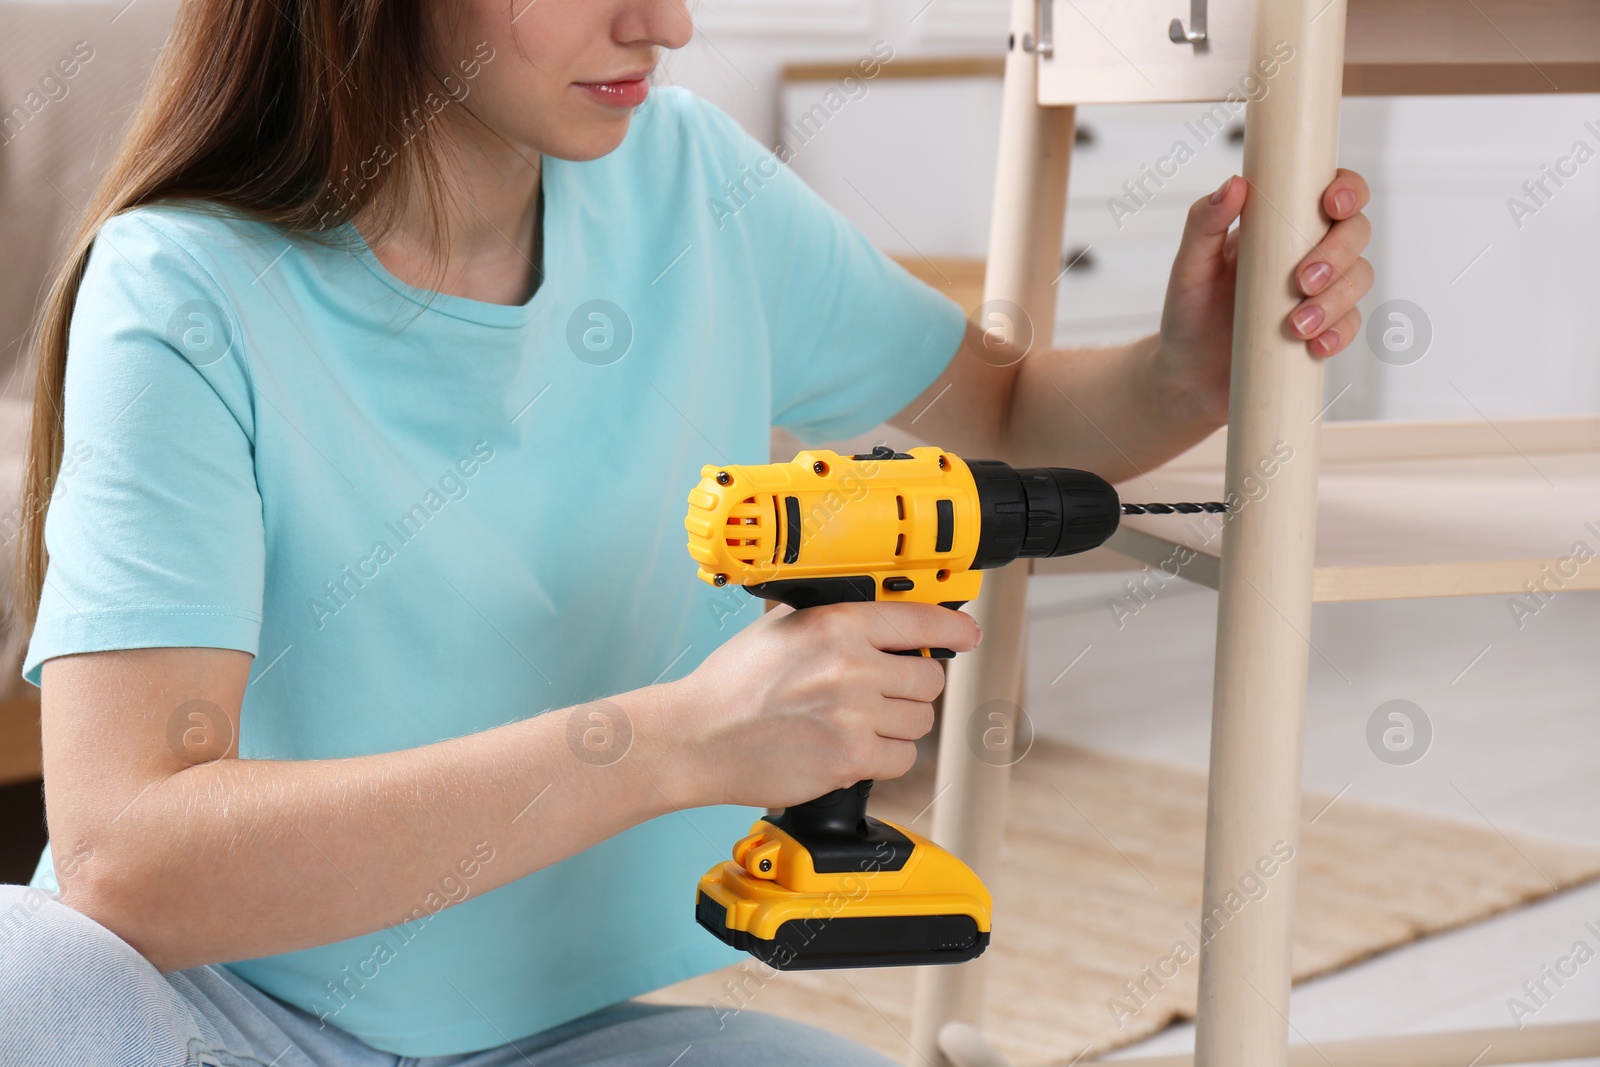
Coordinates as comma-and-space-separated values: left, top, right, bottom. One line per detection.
643, 738, 1600, 1065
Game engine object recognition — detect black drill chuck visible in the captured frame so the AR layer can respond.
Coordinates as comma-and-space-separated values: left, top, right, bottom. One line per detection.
965, 461, 1122, 569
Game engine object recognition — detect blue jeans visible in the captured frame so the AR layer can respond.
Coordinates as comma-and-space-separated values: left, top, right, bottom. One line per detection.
0, 885, 897, 1066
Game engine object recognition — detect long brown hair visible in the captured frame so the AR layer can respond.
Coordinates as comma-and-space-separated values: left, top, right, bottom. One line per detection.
16, 0, 464, 629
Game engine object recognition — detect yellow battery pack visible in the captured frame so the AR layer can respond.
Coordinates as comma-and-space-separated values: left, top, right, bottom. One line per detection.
694, 806, 992, 970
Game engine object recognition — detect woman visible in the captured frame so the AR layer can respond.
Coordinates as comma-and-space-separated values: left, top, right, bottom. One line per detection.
0, 0, 1373, 1063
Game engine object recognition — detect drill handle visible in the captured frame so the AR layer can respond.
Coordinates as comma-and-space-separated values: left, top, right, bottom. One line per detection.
747, 576, 969, 660
774, 605, 967, 846
778, 780, 874, 840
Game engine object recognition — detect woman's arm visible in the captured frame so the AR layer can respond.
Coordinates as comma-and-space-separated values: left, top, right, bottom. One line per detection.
890, 170, 1374, 478
891, 324, 1198, 481
42, 598, 979, 973
43, 646, 685, 972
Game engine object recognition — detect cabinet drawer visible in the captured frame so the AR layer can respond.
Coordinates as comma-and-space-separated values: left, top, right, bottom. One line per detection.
1052, 198, 1186, 343
1037, 0, 1257, 105
1069, 102, 1245, 203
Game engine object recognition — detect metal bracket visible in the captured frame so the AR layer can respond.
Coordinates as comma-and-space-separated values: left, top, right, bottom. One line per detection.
1021, 0, 1054, 57
1168, 0, 1207, 43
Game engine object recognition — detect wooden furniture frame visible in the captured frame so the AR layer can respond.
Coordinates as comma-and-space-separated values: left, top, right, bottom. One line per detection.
908, 1, 1600, 1064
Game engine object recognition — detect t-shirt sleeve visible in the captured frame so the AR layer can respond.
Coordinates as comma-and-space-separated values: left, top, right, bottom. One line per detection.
22, 212, 266, 686
679, 91, 968, 446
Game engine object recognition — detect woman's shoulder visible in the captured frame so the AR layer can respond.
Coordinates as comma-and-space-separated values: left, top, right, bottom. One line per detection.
101, 199, 278, 242
74, 202, 275, 391
91, 201, 297, 290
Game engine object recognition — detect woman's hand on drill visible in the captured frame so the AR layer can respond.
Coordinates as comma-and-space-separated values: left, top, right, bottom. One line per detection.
660, 601, 981, 810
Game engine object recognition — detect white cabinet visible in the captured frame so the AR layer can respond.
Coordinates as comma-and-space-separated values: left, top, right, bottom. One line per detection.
773, 74, 1600, 420
1056, 101, 1246, 346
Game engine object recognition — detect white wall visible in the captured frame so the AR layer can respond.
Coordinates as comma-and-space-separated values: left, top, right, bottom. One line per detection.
664, 0, 1011, 141
1336, 95, 1600, 421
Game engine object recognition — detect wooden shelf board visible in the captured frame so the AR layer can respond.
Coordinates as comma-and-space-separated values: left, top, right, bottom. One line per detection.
1345, 0, 1600, 96
1343, 61, 1600, 97
1037, 416, 1600, 604
784, 57, 1004, 83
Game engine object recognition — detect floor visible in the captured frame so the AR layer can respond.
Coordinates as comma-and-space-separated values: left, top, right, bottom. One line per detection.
1016, 570, 1600, 1062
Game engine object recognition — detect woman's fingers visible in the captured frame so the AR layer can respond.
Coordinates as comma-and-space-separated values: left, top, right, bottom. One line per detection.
1296, 211, 1371, 296
873, 696, 938, 742
864, 736, 921, 782
1282, 167, 1374, 355
1323, 167, 1371, 220
1169, 174, 1248, 292
1308, 306, 1363, 358
1290, 256, 1372, 353
857, 601, 980, 656
871, 650, 947, 705
1291, 166, 1373, 357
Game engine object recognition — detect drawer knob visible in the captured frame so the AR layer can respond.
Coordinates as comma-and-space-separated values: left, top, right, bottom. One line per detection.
1061, 246, 1097, 274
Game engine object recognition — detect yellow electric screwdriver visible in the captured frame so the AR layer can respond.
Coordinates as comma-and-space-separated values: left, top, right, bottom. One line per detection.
683, 444, 1223, 970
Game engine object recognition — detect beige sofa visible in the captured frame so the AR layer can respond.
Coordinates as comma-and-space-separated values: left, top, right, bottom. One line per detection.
0, 0, 177, 781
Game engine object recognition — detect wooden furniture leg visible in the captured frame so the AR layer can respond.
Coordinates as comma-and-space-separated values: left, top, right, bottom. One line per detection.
907, 0, 1075, 1060
1192, 1, 1347, 1063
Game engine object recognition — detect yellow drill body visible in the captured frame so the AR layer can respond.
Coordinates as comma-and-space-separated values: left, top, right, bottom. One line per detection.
685, 445, 986, 608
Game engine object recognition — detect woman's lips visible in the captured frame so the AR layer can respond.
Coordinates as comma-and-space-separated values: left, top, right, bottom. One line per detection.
575, 78, 650, 109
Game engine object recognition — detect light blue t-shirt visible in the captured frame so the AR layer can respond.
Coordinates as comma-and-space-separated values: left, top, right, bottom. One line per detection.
23, 87, 966, 1054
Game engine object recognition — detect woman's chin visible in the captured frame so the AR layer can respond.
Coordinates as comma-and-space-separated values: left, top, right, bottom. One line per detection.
541, 121, 634, 162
